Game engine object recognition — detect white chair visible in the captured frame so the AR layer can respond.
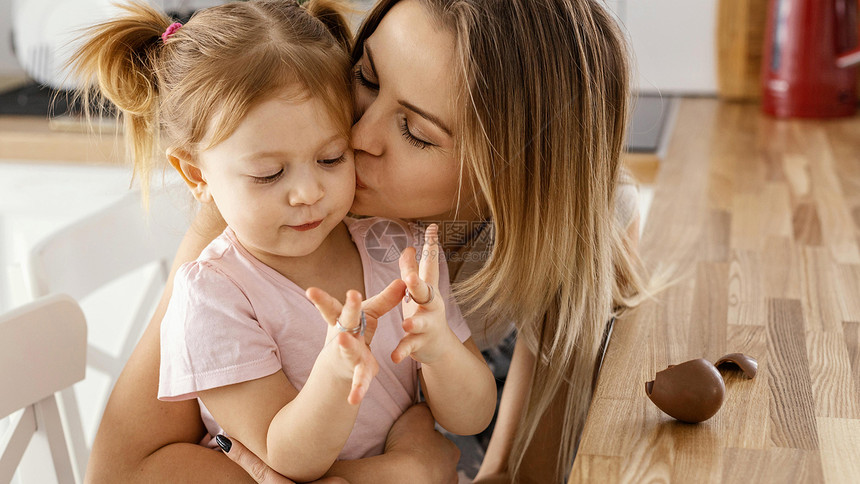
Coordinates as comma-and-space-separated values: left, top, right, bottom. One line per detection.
23, 183, 190, 482
0, 294, 87, 484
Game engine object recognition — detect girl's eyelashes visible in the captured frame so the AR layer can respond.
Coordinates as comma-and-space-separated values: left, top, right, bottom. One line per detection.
399, 118, 432, 149
319, 154, 346, 166
249, 154, 344, 183
354, 65, 379, 90
251, 169, 283, 184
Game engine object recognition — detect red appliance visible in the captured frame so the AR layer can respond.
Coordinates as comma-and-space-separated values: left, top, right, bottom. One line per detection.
762, 0, 860, 118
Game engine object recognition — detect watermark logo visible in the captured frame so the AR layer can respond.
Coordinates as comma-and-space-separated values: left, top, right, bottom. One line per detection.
362, 219, 494, 264
365, 220, 410, 263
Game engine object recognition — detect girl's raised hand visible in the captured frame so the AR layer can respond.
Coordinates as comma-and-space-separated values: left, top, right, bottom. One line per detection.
306, 288, 378, 405
306, 279, 406, 405
392, 224, 459, 366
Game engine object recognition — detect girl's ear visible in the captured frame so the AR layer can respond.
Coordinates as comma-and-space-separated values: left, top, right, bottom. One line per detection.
167, 148, 212, 203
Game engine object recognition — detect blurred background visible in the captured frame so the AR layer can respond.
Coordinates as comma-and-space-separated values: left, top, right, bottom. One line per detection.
6, 1, 856, 483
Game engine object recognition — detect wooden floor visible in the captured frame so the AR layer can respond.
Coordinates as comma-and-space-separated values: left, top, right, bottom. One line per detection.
572, 98, 860, 483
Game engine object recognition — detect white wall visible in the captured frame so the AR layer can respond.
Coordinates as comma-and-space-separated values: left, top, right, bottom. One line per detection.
609, 0, 718, 95
0, 0, 24, 76
0, 0, 718, 94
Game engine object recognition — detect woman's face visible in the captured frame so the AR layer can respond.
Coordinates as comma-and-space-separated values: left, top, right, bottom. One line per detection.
351, 0, 471, 221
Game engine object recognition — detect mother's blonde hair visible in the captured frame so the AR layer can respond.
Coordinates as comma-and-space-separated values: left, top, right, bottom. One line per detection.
355, 0, 650, 480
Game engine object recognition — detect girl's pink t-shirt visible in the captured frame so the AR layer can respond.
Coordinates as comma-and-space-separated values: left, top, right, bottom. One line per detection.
158, 217, 471, 460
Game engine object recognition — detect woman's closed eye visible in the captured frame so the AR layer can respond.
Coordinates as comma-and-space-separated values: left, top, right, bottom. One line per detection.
354, 66, 378, 91
399, 117, 432, 149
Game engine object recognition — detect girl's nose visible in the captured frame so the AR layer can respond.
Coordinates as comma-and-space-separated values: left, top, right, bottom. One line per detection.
351, 100, 384, 157
288, 172, 325, 207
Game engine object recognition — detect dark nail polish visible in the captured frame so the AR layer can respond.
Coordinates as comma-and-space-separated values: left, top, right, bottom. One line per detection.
216, 434, 232, 453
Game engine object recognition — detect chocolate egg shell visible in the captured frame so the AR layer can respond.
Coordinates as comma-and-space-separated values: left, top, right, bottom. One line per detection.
645, 358, 726, 423
715, 353, 758, 379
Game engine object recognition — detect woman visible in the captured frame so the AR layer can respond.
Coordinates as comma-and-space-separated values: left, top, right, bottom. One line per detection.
85, 0, 647, 482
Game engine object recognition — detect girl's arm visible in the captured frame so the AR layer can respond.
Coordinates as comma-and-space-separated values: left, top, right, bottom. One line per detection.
393, 225, 496, 436
198, 290, 380, 483
416, 336, 496, 435
86, 203, 457, 483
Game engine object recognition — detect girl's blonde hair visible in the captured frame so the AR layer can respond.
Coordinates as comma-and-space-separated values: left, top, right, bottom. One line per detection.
68, 0, 353, 199
356, 0, 652, 480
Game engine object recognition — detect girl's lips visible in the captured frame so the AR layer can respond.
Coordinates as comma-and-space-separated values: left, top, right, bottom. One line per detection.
288, 220, 323, 231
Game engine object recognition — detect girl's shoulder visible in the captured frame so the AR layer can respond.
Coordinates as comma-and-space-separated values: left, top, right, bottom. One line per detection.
174, 227, 256, 296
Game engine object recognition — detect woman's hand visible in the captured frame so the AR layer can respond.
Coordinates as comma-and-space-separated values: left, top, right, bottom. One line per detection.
392, 224, 459, 365
218, 435, 348, 484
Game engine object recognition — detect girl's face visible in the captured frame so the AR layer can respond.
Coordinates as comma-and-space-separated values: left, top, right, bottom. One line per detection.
195, 91, 355, 261
351, 0, 475, 221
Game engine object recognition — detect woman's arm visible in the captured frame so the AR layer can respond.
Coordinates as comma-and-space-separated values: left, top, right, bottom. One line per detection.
219, 402, 461, 484
324, 402, 460, 484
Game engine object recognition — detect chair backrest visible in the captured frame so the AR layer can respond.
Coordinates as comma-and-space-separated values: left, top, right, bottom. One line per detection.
26, 184, 189, 301
0, 294, 87, 484
22, 183, 190, 481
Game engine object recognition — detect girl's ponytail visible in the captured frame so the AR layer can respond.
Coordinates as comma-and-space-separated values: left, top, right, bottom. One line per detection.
68, 1, 173, 197
303, 0, 353, 54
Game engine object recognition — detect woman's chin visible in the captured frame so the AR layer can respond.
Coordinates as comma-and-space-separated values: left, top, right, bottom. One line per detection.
350, 194, 376, 217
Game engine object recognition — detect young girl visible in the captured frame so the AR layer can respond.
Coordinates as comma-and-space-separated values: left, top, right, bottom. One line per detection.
69, 0, 496, 481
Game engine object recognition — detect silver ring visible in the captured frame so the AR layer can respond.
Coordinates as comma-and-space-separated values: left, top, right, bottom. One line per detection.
404, 285, 434, 305
336, 310, 366, 336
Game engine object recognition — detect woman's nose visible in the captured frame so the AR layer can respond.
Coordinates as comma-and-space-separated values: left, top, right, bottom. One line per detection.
351, 100, 384, 157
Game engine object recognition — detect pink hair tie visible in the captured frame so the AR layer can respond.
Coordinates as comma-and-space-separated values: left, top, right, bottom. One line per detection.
162, 22, 182, 42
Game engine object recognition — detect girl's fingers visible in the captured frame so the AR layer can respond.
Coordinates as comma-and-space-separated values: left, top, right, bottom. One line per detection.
391, 333, 422, 364
418, 224, 440, 287
348, 353, 378, 405
404, 272, 434, 309
362, 279, 407, 344
338, 290, 363, 333
337, 332, 363, 364
398, 246, 418, 279
306, 287, 343, 326
402, 316, 427, 335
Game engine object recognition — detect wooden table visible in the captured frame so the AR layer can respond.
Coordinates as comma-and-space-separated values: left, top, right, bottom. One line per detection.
571, 98, 860, 483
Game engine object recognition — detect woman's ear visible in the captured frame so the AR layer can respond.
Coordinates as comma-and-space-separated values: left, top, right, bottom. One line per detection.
167, 148, 212, 203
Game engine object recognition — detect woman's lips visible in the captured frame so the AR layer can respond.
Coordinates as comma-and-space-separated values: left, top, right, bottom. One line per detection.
355, 173, 368, 190
288, 220, 323, 231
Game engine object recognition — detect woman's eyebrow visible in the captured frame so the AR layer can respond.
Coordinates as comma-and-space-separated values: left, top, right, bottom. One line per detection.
399, 100, 452, 136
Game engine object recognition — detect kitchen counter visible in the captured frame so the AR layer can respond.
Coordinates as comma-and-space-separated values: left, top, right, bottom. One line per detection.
571, 98, 860, 483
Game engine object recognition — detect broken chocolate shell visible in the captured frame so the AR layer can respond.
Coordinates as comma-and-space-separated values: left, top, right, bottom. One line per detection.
645, 358, 726, 423
714, 353, 758, 379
